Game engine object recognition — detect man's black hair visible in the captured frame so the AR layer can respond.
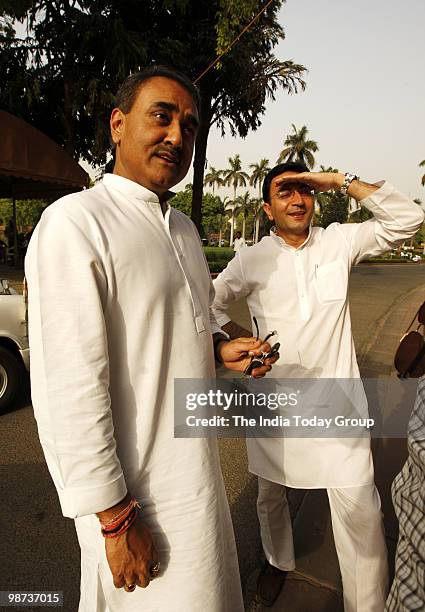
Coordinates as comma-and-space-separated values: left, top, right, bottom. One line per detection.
262, 161, 309, 203
114, 65, 201, 114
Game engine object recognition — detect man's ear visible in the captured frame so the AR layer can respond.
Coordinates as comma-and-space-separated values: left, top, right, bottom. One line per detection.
110, 108, 125, 145
263, 202, 273, 222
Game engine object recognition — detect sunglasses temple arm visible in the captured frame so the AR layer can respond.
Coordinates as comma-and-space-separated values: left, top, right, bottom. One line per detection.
253, 316, 259, 341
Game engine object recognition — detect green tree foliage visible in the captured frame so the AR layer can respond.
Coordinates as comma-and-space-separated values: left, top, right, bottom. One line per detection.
1, 0, 306, 232
317, 190, 349, 228
223, 154, 249, 203
277, 124, 318, 168
249, 158, 270, 198
315, 166, 349, 228
203, 166, 224, 195
169, 184, 193, 217
170, 185, 224, 237
0, 198, 46, 231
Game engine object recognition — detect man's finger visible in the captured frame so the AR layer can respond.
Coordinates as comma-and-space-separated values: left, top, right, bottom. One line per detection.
113, 574, 125, 589
264, 353, 280, 366
274, 172, 309, 185
258, 342, 271, 353
236, 336, 261, 346
251, 364, 272, 378
136, 571, 150, 589
123, 573, 138, 592
232, 338, 262, 352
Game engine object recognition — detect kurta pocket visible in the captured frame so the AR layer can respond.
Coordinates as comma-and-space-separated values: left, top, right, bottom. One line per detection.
315, 260, 347, 303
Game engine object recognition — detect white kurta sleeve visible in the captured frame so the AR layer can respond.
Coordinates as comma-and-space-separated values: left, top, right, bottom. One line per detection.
25, 205, 127, 518
208, 282, 228, 336
212, 254, 249, 328
338, 181, 425, 264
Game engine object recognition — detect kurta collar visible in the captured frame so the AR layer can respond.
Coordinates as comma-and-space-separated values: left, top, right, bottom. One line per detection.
270, 224, 314, 251
102, 173, 175, 207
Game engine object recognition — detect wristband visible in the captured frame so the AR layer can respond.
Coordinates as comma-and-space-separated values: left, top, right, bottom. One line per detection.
99, 498, 141, 538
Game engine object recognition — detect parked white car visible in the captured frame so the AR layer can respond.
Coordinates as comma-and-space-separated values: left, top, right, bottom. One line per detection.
0, 279, 29, 412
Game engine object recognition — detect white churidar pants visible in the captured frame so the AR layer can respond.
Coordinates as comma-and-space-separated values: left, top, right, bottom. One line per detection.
257, 477, 389, 612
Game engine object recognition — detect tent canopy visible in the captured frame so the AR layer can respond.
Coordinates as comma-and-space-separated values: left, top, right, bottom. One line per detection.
0, 110, 89, 200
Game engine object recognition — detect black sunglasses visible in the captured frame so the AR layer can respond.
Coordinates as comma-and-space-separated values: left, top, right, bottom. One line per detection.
244, 317, 280, 376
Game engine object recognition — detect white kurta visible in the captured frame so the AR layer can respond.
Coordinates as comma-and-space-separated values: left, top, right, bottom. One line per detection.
25, 174, 243, 612
213, 181, 424, 488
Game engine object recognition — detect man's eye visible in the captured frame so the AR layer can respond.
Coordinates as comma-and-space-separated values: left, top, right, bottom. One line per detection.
183, 125, 195, 135
154, 112, 169, 121
279, 191, 291, 197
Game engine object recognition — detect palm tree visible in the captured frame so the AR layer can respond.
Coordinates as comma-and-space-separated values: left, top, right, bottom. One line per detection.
250, 198, 263, 243
204, 166, 224, 195
215, 196, 231, 247
235, 191, 253, 240
420, 160, 425, 186
250, 158, 270, 200
277, 124, 318, 169
224, 199, 240, 247
223, 155, 249, 244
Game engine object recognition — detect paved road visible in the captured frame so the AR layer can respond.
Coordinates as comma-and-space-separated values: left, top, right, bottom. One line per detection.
0, 264, 423, 611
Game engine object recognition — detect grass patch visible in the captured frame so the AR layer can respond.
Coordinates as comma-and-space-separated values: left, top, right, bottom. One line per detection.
203, 247, 233, 262
203, 247, 233, 273
208, 260, 231, 273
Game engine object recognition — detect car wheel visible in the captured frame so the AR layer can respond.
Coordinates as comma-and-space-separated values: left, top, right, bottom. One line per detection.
0, 346, 22, 413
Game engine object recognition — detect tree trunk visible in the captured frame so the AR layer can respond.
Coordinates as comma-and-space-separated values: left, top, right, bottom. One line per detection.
230, 185, 237, 246
191, 95, 213, 232
242, 214, 246, 240
230, 212, 234, 246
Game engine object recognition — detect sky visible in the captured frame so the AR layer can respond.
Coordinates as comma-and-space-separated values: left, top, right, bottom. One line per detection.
166, 0, 425, 201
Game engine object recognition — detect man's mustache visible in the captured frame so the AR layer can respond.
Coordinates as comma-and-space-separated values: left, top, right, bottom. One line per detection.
154, 147, 181, 163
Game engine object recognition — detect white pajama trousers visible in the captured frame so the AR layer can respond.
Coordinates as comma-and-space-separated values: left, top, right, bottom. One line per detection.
257, 477, 389, 612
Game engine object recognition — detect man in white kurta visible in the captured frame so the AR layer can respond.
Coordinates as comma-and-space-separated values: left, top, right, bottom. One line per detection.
233, 231, 246, 254
25, 69, 274, 612
212, 162, 425, 611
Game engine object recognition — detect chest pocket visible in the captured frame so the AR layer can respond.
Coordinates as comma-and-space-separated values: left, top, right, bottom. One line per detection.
315, 260, 347, 304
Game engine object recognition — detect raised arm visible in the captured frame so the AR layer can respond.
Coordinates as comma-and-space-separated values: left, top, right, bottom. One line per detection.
277, 171, 425, 263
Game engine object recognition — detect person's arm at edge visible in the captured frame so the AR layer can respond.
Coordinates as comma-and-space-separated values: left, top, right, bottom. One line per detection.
212, 252, 252, 338
310, 172, 425, 263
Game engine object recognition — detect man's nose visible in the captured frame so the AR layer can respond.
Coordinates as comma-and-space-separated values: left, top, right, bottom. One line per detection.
164, 120, 182, 148
290, 190, 304, 205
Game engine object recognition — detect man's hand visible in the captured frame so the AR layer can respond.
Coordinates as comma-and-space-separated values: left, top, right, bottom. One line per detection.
105, 514, 159, 591
217, 337, 279, 378
274, 171, 345, 193
275, 171, 379, 200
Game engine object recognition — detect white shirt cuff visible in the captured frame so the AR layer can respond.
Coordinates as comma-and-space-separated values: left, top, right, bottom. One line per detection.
58, 473, 128, 518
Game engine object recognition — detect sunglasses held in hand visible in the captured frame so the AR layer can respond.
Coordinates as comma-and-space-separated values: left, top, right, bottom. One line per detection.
244, 316, 280, 376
